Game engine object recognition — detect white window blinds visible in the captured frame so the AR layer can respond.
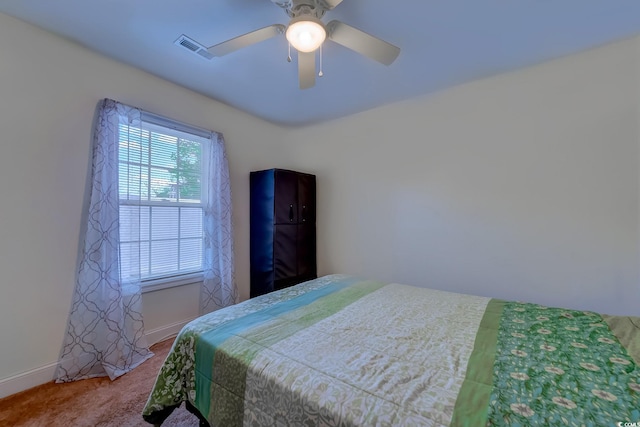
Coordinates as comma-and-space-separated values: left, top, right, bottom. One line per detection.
118, 119, 210, 283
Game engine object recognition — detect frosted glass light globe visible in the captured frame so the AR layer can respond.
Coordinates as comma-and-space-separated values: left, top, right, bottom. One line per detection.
286, 17, 326, 53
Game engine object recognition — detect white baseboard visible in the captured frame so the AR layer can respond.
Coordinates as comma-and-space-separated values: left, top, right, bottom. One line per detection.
144, 316, 197, 346
0, 361, 58, 399
0, 316, 196, 400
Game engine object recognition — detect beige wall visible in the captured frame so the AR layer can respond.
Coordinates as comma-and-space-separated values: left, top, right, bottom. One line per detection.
0, 12, 287, 395
0, 10, 639, 398
285, 36, 640, 317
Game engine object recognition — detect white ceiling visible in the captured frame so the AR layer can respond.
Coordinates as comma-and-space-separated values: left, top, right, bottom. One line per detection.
1, 1, 639, 126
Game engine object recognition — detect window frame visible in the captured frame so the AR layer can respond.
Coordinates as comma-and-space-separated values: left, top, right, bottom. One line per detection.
118, 112, 212, 292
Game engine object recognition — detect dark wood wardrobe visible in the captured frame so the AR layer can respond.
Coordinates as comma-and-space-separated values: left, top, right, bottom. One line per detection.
250, 169, 317, 298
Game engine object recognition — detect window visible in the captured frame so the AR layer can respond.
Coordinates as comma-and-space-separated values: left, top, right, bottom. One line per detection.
118, 115, 210, 288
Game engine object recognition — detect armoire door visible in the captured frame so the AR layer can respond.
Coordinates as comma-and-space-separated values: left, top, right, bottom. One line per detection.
297, 224, 316, 280
273, 224, 297, 287
274, 170, 298, 225
297, 173, 316, 226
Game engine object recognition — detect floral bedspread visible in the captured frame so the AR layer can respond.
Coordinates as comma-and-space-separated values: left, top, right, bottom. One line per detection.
142, 275, 639, 426
485, 302, 640, 426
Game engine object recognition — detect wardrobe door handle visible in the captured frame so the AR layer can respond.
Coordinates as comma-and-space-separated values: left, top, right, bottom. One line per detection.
301, 205, 306, 222
289, 204, 294, 222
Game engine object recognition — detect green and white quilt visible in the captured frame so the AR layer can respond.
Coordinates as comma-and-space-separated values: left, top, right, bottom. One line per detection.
142, 275, 640, 426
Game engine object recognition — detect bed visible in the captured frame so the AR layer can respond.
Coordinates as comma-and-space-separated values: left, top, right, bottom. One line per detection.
142, 274, 640, 426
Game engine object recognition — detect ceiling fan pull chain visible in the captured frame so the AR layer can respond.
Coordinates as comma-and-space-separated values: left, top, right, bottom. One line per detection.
287, 42, 292, 62
318, 44, 324, 77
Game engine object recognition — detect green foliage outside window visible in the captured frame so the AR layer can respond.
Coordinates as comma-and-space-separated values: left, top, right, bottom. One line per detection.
154, 140, 202, 200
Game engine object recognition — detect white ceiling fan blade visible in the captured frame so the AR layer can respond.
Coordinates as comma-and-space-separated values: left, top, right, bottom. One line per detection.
327, 20, 400, 65
298, 51, 316, 89
207, 24, 285, 57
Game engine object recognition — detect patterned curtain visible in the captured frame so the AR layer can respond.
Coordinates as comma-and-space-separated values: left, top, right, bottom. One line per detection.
56, 99, 152, 382
201, 131, 239, 313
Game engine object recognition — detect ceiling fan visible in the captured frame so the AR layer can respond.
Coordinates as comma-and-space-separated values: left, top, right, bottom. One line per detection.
183, 0, 400, 89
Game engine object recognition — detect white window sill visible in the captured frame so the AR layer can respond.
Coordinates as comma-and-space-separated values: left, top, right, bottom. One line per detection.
141, 272, 204, 293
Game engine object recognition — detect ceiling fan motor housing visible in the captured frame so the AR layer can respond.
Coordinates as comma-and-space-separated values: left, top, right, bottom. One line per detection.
271, 0, 329, 18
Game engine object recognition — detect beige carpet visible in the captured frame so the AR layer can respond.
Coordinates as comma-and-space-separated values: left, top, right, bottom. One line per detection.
0, 338, 199, 427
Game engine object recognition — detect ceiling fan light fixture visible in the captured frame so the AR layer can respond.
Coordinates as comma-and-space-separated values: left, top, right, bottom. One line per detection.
286, 15, 326, 53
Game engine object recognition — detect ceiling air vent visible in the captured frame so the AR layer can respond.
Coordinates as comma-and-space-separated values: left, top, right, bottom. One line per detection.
174, 35, 213, 60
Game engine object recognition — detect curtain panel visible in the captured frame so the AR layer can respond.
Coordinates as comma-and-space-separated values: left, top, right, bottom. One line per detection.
202, 131, 238, 313
56, 98, 237, 382
56, 99, 152, 382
